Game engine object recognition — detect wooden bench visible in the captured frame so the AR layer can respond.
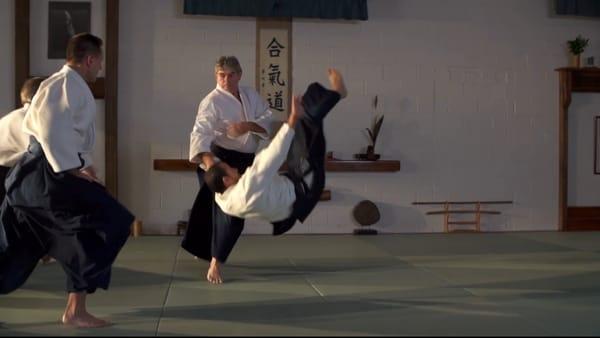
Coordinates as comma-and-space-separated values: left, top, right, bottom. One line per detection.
413, 201, 512, 232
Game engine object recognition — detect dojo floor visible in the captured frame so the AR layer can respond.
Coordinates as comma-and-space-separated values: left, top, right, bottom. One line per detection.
1, 232, 600, 336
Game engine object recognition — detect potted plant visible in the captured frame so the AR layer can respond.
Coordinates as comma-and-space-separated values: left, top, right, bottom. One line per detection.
567, 34, 589, 68
355, 95, 384, 161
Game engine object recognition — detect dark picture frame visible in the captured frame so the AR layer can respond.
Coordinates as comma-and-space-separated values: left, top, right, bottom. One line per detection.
595, 116, 600, 174
48, 1, 91, 59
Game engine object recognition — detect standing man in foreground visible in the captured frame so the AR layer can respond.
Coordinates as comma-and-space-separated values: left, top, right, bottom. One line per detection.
0, 33, 134, 328
183, 56, 273, 284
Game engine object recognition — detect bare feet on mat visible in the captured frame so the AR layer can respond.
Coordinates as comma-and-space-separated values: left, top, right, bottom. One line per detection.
328, 68, 347, 98
61, 312, 111, 328
207, 258, 223, 284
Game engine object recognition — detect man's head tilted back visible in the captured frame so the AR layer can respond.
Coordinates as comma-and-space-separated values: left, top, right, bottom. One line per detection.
204, 162, 241, 194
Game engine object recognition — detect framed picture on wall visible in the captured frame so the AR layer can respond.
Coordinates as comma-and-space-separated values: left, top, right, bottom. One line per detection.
595, 116, 600, 175
48, 1, 91, 59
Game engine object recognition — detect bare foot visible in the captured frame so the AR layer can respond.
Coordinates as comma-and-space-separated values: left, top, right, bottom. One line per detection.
206, 258, 223, 284
328, 68, 347, 98
61, 312, 111, 328
41, 255, 55, 264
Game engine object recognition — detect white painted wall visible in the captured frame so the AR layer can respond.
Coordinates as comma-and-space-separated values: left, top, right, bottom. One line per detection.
6, 0, 599, 234
0, 0, 15, 114
569, 94, 600, 206
117, 0, 600, 234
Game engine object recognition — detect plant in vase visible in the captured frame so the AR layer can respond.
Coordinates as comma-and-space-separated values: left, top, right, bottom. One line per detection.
567, 34, 589, 68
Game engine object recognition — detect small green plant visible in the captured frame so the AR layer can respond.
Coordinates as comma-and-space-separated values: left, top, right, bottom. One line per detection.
366, 95, 384, 148
567, 35, 589, 55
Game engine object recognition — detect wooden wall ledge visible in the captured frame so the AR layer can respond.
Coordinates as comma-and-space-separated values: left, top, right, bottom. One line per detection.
152, 159, 331, 201
326, 159, 400, 172
153, 159, 400, 172
153, 159, 196, 171
555, 67, 600, 92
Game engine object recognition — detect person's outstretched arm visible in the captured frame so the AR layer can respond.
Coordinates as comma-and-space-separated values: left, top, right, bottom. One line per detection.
243, 96, 304, 184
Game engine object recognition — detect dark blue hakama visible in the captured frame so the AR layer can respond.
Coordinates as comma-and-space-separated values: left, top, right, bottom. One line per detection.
272, 82, 341, 235
0, 141, 134, 294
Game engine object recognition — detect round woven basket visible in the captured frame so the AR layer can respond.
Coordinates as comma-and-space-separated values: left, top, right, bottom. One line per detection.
352, 200, 380, 226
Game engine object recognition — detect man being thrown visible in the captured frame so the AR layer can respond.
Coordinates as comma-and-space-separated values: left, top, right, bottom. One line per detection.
204, 68, 347, 243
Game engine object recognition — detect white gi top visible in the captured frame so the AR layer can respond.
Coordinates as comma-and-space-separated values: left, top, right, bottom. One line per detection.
22, 65, 96, 173
0, 104, 30, 167
215, 123, 296, 222
189, 85, 272, 167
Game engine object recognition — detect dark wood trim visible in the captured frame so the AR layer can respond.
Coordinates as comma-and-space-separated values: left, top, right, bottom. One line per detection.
105, 0, 119, 196
89, 77, 105, 99
14, 0, 30, 109
556, 67, 600, 231
596, 116, 600, 175
154, 159, 401, 173
154, 159, 196, 171
566, 207, 600, 231
326, 160, 400, 172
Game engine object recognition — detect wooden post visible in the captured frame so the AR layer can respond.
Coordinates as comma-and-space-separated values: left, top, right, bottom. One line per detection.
475, 202, 481, 232
443, 202, 449, 233
14, 0, 30, 109
558, 70, 572, 231
105, 0, 119, 196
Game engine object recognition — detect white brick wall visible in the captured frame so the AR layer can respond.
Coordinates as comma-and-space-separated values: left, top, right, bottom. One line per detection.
113, 0, 600, 234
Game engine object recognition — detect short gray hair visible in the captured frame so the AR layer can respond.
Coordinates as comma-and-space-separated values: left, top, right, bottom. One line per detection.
215, 56, 242, 73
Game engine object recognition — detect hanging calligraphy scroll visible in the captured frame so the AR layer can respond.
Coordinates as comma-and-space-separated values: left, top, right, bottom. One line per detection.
256, 18, 292, 121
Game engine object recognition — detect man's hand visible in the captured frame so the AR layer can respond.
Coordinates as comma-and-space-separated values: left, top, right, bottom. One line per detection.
81, 166, 98, 180
227, 121, 267, 138
201, 152, 216, 169
226, 121, 249, 138
70, 166, 102, 185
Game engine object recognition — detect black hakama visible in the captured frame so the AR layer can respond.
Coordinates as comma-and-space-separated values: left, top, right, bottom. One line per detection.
181, 144, 254, 263
0, 140, 134, 294
0, 165, 9, 205
272, 82, 341, 235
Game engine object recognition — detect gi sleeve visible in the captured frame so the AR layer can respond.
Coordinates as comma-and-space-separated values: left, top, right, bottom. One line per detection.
242, 123, 294, 189
189, 100, 219, 163
250, 94, 272, 140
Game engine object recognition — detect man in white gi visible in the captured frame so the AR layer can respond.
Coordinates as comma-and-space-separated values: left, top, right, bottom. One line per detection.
0, 77, 44, 203
183, 56, 273, 284
0, 33, 134, 328
204, 68, 347, 245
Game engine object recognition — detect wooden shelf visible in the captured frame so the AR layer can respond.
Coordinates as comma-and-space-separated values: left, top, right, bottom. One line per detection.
153, 159, 196, 171
152, 159, 331, 201
556, 67, 600, 92
154, 159, 401, 172
326, 159, 400, 172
